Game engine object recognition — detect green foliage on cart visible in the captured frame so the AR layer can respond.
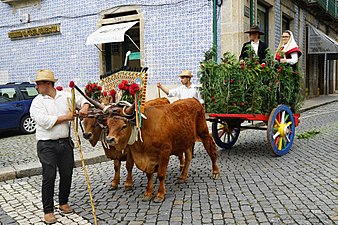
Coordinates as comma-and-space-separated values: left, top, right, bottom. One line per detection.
199, 47, 304, 114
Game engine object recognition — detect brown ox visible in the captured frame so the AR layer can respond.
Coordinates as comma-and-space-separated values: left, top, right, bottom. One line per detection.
105, 98, 220, 202
82, 97, 172, 190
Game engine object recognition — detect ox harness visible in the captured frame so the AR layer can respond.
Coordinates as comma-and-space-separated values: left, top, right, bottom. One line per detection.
80, 102, 146, 148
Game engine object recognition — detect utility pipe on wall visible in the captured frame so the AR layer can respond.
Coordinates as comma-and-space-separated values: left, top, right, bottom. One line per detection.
213, 0, 217, 63
250, 0, 254, 26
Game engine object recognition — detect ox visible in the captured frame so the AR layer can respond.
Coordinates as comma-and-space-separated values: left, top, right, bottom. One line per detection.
82, 97, 176, 190
105, 98, 220, 202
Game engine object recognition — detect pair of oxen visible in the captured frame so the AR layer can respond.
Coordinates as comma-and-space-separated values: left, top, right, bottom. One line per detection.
81, 96, 220, 202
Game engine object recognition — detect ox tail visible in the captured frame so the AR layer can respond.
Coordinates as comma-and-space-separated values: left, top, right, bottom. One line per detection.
195, 106, 220, 178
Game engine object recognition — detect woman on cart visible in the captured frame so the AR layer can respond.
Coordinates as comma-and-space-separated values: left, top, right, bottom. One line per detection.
275, 30, 302, 71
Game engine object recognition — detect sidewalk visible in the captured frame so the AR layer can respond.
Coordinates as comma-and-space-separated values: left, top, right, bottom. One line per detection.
1, 94, 338, 182
300, 93, 338, 112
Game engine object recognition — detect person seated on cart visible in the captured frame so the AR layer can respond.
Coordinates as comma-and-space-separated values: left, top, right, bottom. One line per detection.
157, 69, 203, 157
275, 30, 302, 71
156, 70, 204, 104
239, 25, 268, 64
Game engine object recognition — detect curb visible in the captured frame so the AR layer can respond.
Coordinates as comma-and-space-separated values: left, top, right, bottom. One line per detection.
0, 151, 109, 182
300, 99, 338, 113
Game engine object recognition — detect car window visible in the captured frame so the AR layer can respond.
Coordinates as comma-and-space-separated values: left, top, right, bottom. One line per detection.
0, 87, 18, 103
19, 86, 38, 100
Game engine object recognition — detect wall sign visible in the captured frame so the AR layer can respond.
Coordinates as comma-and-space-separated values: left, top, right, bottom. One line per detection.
8, 24, 61, 40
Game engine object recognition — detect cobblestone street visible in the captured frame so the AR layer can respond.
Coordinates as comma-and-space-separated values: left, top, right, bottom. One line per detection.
0, 102, 337, 225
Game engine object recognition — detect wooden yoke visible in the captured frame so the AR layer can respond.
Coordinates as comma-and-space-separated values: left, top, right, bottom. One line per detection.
99, 71, 148, 113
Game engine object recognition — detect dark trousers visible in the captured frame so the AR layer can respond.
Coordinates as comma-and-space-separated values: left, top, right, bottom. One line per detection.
37, 138, 74, 214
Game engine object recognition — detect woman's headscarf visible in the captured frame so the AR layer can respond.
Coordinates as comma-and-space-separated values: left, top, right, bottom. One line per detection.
275, 30, 302, 60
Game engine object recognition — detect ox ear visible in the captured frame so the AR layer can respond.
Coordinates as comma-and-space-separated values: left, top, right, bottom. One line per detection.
124, 103, 135, 116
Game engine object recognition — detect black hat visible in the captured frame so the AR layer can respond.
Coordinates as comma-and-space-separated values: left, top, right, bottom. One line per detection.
244, 25, 264, 35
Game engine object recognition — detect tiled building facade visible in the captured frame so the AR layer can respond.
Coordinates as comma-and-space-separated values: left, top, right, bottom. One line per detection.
1, 0, 337, 99
0, 0, 220, 99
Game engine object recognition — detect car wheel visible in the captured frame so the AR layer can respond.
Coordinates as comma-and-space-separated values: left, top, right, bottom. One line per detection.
20, 115, 36, 134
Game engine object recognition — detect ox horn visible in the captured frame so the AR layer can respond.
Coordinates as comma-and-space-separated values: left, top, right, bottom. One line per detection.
74, 85, 112, 114
124, 103, 135, 116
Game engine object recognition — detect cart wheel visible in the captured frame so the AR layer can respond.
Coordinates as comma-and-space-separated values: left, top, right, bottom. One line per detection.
267, 104, 295, 156
212, 120, 240, 149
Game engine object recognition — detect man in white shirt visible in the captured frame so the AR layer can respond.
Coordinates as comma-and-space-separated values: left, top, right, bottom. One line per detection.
30, 69, 90, 224
156, 70, 204, 104
157, 70, 203, 157
239, 25, 268, 64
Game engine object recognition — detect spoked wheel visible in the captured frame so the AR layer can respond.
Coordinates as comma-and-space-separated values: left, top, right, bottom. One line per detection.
212, 120, 240, 149
267, 104, 295, 156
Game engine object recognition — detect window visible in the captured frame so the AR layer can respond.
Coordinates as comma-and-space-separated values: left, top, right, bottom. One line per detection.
102, 10, 141, 75
19, 86, 38, 99
282, 15, 291, 32
0, 88, 18, 103
257, 4, 269, 45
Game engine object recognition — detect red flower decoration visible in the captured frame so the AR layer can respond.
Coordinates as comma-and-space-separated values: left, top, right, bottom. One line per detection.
241, 65, 245, 69
234, 102, 237, 107
211, 96, 216, 103
241, 102, 245, 107
56, 86, 63, 91
69, 81, 75, 88
118, 83, 126, 90
230, 79, 234, 83
129, 83, 140, 95
261, 63, 266, 68
110, 89, 116, 96
103, 91, 107, 97
121, 80, 128, 85
84, 82, 102, 100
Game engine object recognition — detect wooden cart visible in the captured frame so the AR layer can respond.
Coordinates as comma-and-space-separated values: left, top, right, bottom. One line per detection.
207, 104, 300, 156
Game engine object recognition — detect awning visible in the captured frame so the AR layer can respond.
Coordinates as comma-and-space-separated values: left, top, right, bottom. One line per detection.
307, 25, 338, 55
86, 21, 138, 45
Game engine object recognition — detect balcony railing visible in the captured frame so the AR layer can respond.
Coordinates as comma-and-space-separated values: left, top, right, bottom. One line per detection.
307, 0, 338, 19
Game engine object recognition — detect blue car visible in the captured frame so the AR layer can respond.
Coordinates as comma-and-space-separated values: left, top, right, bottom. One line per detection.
0, 82, 38, 134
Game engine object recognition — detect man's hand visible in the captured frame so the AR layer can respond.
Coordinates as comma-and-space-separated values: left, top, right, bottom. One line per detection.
79, 103, 90, 117
55, 112, 75, 125
156, 82, 162, 89
156, 82, 169, 95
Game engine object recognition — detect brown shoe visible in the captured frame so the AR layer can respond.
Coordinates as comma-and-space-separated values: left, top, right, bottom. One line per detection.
44, 213, 57, 224
59, 204, 73, 214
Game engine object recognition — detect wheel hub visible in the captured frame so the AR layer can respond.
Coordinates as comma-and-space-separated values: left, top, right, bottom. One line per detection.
277, 123, 289, 137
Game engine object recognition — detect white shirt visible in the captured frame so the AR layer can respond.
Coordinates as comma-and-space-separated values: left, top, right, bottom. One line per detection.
30, 90, 88, 141
285, 52, 298, 65
251, 41, 259, 55
168, 84, 204, 104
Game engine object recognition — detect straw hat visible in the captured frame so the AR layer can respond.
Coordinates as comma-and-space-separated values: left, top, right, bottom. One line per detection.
34, 69, 58, 82
244, 25, 264, 35
178, 70, 193, 78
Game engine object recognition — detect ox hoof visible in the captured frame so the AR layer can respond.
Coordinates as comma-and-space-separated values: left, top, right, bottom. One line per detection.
124, 186, 133, 191
212, 172, 220, 179
110, 185, 118, 190
142, 195, 153, 201
153, 196, 165, 203
109, 186, 117, 191
178, 177, 187, 184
